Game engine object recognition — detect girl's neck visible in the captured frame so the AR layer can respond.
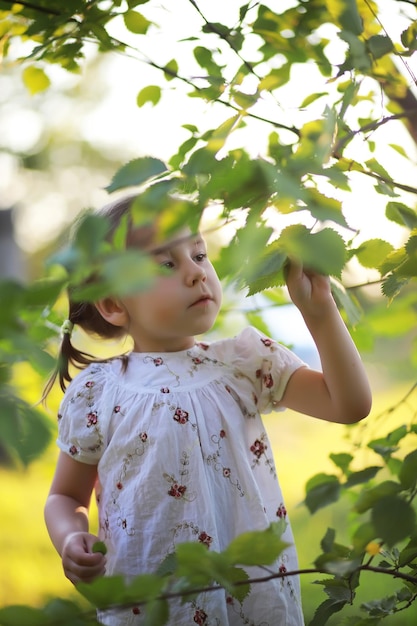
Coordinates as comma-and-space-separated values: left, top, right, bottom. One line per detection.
131, 335, 196, 354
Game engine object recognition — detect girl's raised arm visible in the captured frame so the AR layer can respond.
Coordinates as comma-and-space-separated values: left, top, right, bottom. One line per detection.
278, 262, 372, 424
44, 452, 106, 584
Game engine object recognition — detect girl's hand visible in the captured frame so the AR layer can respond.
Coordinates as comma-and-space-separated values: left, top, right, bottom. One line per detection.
61, 531, 106, 585
284, 260, 334, 318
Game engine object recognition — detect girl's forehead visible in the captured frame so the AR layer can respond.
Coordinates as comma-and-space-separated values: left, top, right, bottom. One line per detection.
127, 225, 201, 253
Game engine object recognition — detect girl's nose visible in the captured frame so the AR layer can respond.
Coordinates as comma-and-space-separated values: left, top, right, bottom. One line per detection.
185, 261, 206, 287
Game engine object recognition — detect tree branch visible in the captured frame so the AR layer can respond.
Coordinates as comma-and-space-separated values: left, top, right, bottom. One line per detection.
334, 109, 417, 156
1, 0, 60, 15
186, 0, 258, 77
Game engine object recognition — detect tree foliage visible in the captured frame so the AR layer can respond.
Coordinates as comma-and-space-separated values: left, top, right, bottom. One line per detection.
1, 0, 417, 623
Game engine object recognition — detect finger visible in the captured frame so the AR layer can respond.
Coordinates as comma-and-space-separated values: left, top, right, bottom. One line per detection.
64, 557, 106, 584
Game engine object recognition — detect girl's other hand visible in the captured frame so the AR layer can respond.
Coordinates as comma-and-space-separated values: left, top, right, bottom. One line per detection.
284, 259, 334, 318
61, 531, 106, 585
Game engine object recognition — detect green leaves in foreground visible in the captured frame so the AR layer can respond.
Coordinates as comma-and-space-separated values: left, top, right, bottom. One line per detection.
76, 523, 288, 623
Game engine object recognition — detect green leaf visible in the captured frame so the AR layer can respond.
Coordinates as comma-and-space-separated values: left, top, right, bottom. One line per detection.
278, 225, 347, 277
330, 452, 353, 474
43, 598, 86, 624
401, 21, 417, 50
368, 425, 409, 452
92, 541, 107, 555
175, 542, 216, 587
0, 606, 46, 626
330, 280, 362, 327
305, 473, 341, 514
398, 536, 417, 567
371, 495, 416, 546
223, 523, 289, 566
0, 391, 53, 466
367, 34, 394, 59
222, 567, 250, 603
365, 158, 391, 180
338, 31, 371, 73
143, 599, 169, 626
163, 58, 178, 81
355, 239, 394, 270
300, 92, 328, 107
137, 85, 161, 107
309, 598, 346, 626
259, 65, 291, 92
126, 574, 165, 603
22, 65, 50, 95
385, 202, 417, 230
326, 0, 363, 35
399, 449, 417, 490
321, 527, 336, 553
304, 188, 348, 228
381, 273, 409, 300
351, 521, 378, 552
344, 466, 382, 488
105, 157, 168, 193
123, 10, 151, 34
77, 575, 127, 608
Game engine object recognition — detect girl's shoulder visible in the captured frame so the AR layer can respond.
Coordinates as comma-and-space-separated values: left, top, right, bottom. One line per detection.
62, 356, 127, 400
207, 326, 278, 359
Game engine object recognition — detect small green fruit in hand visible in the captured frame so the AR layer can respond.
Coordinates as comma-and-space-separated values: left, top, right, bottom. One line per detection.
92, 541, 108, 555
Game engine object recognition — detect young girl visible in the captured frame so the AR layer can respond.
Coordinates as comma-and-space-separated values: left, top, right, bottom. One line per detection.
44, 194, 371, 626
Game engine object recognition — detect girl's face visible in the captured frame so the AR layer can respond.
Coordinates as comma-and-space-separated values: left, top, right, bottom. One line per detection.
116, 229, 222, 352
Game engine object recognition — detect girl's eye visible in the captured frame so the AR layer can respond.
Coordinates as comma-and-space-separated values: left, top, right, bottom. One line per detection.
195, 253, 207, 262
159, 260, 175, 269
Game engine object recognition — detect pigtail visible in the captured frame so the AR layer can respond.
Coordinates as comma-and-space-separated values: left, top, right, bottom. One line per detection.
42, 299, 126, 402
42, 193, 138, 403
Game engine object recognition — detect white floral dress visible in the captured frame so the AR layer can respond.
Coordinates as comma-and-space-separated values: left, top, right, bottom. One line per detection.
57, 326, 306, 626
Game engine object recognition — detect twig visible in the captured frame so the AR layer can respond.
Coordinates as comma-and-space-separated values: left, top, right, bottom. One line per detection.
334, 109, 417, 155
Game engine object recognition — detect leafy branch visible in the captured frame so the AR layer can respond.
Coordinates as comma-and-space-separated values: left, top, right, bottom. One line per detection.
334, 108, 417, 156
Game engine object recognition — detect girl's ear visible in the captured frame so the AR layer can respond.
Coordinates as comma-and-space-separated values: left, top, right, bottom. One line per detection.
94, 298, 129, 328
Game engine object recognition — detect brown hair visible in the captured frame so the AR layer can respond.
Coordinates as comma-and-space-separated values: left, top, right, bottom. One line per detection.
43, 194, 138, 399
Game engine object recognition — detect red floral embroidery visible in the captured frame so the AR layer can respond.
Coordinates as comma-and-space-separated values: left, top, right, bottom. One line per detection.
153, 357, 163, 366
197, 342, 209, 350
193, 609, 207, 625
85, 381, 94, 388
261, 337, 274, 347
264, 374, 273, 388
276, 503, 287, 519
279, 564, 287, 574
192, 357, 204, 365
173, 408, 189, 424
116, 482, 123, 490
87, 411, 98, 427
132, 607, 140, 615
226, 596, 234, 605
250, 438, 267, 458
198, 531, 212, 548
168, 484, 187, 498
161, 387, 170, 393
69, 445, 78, 456
113, 405, 121, 413
219, 429, 226, 438
140, 432, 148, 442
223, 468, 231, 478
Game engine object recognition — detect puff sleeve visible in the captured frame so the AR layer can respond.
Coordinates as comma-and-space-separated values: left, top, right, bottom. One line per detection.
56, 363, 113, 464
231, 326, 307, 413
